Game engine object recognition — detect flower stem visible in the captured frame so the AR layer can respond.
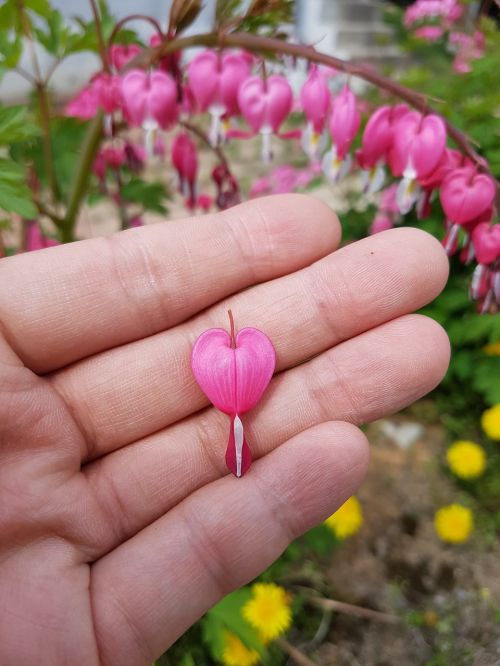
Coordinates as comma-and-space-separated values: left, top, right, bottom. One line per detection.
63, 113, 103, 238
17, 1, 60, 203
89, 0, 110, 72
180, 119, 229, 168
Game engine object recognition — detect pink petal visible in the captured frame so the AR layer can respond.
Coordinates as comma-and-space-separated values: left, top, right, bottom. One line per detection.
191, 327, 276, 414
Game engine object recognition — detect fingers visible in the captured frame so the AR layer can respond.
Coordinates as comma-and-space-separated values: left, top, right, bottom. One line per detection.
90, 421, 369, 664
84, 314, 450, 557
52, 227, 449, 460
0, 195, 340, 373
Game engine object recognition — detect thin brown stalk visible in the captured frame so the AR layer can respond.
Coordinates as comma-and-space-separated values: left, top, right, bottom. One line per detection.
276, 638, 317, 666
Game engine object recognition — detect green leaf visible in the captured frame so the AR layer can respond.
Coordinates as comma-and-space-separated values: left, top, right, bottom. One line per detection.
0, 105, 38, 144
0, 180, 37, 217
121, 178, 169, 215
202, 613, 226, 661
179, 652, 196, 666
24, 0, 51, 16
301, 524, 339, 556
209, 589, 265, 655
0, 31, 23, 69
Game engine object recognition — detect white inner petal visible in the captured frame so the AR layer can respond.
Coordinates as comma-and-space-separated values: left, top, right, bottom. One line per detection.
234, 414, 244, 478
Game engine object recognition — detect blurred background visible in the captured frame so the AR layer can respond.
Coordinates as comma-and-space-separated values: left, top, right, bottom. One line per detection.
0, 1, 499, 664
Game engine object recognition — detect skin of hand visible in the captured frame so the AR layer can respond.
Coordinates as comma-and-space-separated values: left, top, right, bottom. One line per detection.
0, 194, 450, 665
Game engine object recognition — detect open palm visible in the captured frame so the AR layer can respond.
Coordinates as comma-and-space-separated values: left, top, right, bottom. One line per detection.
0, 195, 450, 664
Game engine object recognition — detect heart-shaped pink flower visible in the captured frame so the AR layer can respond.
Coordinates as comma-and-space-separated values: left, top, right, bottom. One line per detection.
440, 167, 496, 224
121, 69, 178, 129
238, 75, 293, 134
390, 112, 446, 178
329, 85, 360, 160
191, 317, 275, 477
188, 50, 251, 115
300, 65, 330, 134
472, 223, 500, 265
360, 104, 408, 168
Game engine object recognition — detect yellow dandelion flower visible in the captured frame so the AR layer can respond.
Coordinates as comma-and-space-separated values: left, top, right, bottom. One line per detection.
242, 583, 292, 641
434, 504, 473, 544
481, 404, 500, 440
221, 632, 260, 666
446, 440, 486, 479
324, 496, 363, 539
483, 342, 500, 356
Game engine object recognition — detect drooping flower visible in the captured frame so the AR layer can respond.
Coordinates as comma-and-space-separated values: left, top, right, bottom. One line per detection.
238, 74, 293, 162
25, 221, 59, 251
390, 112, 446, 214
446, 440, 486, 479
191, 314, 275, 476
440, 168, 496, 226
300, 65, 330, 160
109, 43, 142, 71
481, 404, 500, 440
472, 223, 500, 265
242, 583, 292, 641
188, 50, 251, 145
171, 132, 198, 205
357, 104, 408, 194
221, 632, 260, 666
414, 25, 444, 41
369, 214, 394, 235
121, 69, 178, 154
324, 496, 364, 539
434, 504, 473, 544
322, 85, 360, 183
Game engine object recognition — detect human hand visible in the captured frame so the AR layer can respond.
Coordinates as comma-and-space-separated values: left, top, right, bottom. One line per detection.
0, 195, 449, 664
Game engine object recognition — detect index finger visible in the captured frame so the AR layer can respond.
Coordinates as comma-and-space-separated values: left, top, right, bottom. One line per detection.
0, 195, 340, 373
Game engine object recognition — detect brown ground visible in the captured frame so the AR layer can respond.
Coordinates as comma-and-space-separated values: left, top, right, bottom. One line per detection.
309, 414, 500, 666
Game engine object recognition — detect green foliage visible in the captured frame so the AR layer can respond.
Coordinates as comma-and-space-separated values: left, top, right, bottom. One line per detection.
0, 106, 39, 217
120, 178, 170, 215
202, 588, 265, 660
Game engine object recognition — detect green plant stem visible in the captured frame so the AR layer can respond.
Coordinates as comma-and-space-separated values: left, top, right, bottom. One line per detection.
63, 113, 103, 239
113, 170, 129, 231
89, 0, 110, 72
179, 119, 229, 168
17, 1, 60, 203
36, 82, 60, 203
133, 30, 499, 199
109, 14, 163, 47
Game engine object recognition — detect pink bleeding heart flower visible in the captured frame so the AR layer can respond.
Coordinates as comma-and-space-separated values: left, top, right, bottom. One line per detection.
109, 44, 142, 71
25, 221, 59, 252
369, 215, 394, 235
390, 112, 446, 213
65, 86, 99, 120
472, 223, 500, 265
414, 26, 444, 41
122, 69, 178, 155
300, 65, 330, 160
238, 74, 293, 162
440, 167, 495, 225
171, 132, 198, 205
415, 148, 463, 219
323, 85, 360, 183
188, 50, 251, 145
129, 216, 144, 228
122, 68, 177, 129
391, 112, 446, 179
357, 104, 408, 194
191, 312, 276, 477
